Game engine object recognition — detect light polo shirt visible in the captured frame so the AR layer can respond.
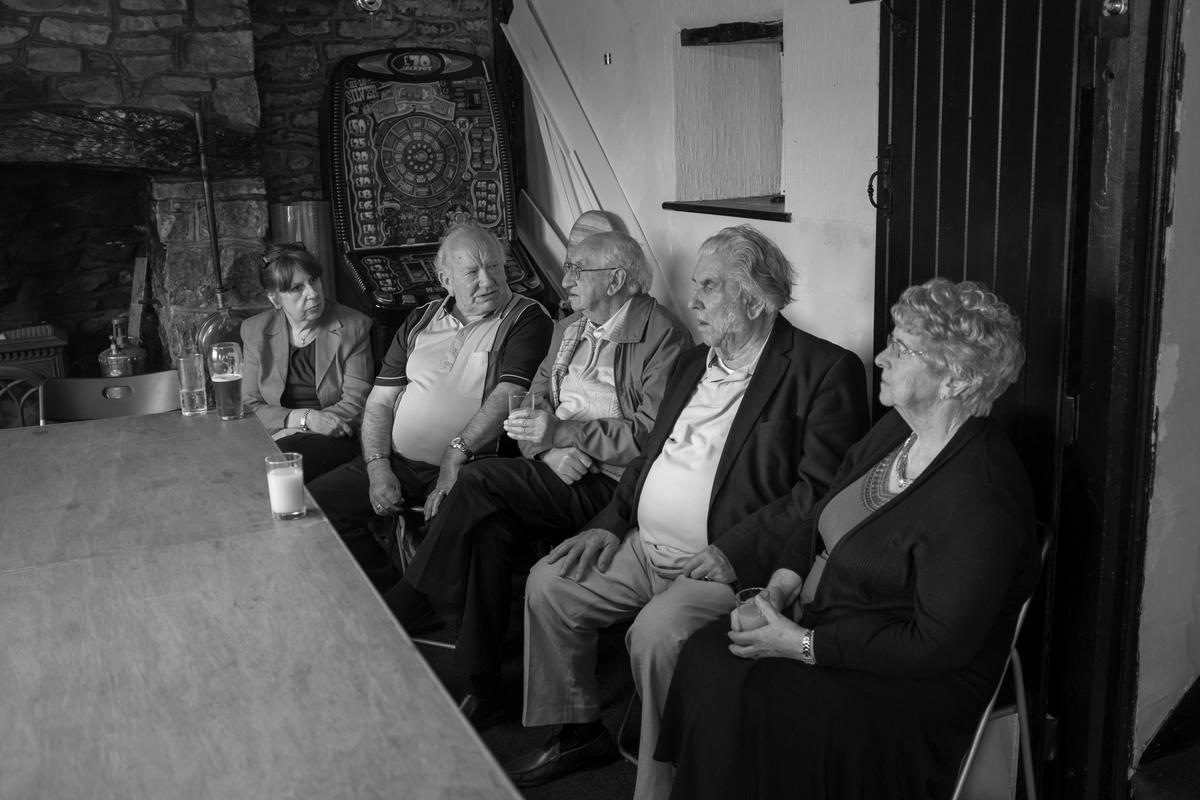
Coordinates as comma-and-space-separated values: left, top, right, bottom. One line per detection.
554, 298, 632, 481
380, 295, 526, 465
636, 341, 765, 573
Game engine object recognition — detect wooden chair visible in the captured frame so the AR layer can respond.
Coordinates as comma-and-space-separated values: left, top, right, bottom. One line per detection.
40, 370, 181, 424
0, 365, 46, 429
951, 522, 1053, 800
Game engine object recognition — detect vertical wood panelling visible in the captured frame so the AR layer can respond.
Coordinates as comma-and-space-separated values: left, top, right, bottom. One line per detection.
874, 0, 916, 364
936, 1, 974, 279
877, 0, 1073, 462
875, 4, 1083, 790
910, 0, 946, 278
963, 0, 1005, 287
986, 0, 1038, 434
991, 0, 1039, 299
1019, 0, 1081, 498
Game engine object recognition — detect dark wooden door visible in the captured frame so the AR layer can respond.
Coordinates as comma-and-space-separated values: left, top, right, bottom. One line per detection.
874, 0, 1079, 488
874, 0, 1079, 794
875, 0, 1182, 796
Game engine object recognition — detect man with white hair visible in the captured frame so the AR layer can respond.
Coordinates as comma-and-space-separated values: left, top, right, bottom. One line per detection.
385, 230, 690, 729
309, 220, 552, 586
505, 225, 870, 799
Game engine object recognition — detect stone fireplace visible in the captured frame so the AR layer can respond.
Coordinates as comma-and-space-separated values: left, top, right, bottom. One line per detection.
1, 0, 504, 374
0, 0, 268, 374
0, 164, 150, 374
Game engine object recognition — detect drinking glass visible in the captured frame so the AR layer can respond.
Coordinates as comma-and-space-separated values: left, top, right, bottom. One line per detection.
265, 452, 306, 520
177, 352, 207, 416
735, 587, 769, 631
209, 341, 244, 421
508, 391, 541, 416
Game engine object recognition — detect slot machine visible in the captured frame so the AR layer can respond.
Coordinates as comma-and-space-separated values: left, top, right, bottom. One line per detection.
324, 47, 554, 348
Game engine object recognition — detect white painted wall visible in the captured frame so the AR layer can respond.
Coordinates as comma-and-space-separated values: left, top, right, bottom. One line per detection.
1135, 0, 1200, 764
521, 0, 879, 365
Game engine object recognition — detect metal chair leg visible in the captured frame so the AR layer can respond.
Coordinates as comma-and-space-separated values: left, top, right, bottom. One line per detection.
950, 659, 1008, 800
1012, 650, 1037, 800
617, 691, 639, 766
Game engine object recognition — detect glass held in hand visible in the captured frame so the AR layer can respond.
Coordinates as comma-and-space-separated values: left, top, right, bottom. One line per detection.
735, 587, 770, 632
176, 352, 207, 416
265, 452, 306, 520
507, 391, 541, 417
209, 341, 245, 421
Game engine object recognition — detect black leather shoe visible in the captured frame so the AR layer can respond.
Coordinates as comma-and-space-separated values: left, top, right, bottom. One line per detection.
458, 693, 513, 731
504, 728, 618, 788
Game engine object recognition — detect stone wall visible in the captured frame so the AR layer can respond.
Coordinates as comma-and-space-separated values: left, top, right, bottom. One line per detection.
150, 175, 267, 357
0, 0, 267, 370
250, 0, 494, 203
0, 0, 259, 130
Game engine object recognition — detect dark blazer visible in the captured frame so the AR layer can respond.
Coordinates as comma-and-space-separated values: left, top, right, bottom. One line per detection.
585, 315, 870, 588
780, 411, 1039, 694
241, 302, 375, 434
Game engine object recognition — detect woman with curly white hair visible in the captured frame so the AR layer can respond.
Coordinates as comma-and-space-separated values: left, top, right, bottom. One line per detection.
655, 277, 1041, 800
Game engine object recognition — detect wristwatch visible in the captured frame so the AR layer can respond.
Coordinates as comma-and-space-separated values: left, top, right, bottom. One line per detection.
799, 628, 816, 665
449, 436, 475, 460
299, 409, 311, 431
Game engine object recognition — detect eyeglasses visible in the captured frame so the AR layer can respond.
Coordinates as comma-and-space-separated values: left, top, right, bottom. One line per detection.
886, 332, 929, 360
562, 261, 620, 281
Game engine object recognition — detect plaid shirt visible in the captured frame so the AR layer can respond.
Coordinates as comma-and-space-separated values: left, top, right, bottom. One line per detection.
548, 315, 590, 408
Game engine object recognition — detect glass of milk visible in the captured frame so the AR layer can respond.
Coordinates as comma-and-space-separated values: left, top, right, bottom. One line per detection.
265, 452, 306, 520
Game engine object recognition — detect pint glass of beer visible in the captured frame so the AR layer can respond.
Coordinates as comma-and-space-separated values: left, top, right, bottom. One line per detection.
209, 341, 245, 421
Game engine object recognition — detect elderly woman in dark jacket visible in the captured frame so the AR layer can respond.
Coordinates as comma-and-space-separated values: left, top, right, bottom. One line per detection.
655, 278, 1040, 800
241, 242, 374, 482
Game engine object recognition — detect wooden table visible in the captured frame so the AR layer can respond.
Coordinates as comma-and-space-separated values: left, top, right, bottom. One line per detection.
0, 412, 520, 800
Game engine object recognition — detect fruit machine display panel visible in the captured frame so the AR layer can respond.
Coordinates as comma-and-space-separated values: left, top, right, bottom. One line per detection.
324, 47, 552, 344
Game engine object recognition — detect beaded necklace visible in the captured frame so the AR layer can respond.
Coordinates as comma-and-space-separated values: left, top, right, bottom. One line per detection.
860, 433, 920, 512
895, 432, 918, 489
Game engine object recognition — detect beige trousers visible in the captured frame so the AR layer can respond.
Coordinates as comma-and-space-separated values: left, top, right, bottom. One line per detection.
522, 532, 736, 800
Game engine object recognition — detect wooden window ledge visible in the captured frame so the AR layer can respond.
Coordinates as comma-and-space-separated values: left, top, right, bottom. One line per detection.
662, 195, 790, 222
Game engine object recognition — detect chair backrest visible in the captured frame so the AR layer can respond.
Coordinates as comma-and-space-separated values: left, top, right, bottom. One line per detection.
950, 521, 1053, 800
41, 370, 181, 423
0, 365, 46, 429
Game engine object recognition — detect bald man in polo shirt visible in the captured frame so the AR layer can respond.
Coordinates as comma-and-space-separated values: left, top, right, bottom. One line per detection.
504, 225, 869, 799
308, 221, 552, 586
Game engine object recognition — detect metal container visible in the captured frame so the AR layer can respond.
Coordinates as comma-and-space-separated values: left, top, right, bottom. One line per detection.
98, 316, 146, 377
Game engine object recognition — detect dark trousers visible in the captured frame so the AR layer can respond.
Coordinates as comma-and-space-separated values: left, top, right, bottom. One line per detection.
657, 621, 981, 800
275, 432, 359, 483
404, 457, 617, 680
308, 452, 439, 584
